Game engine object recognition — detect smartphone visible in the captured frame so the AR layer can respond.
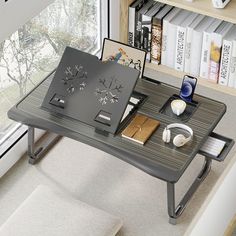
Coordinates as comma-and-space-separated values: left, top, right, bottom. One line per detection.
179, 75, 197, 103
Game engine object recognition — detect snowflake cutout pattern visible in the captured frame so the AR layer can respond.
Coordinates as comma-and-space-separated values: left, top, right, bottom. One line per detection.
95, 77, 123, 105
61, 64, 88, 94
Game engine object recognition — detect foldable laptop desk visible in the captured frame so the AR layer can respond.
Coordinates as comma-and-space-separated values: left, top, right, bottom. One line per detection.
8, 71, 234, 224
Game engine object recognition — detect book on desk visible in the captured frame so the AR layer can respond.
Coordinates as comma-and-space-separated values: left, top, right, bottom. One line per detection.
121, 113, 160, 144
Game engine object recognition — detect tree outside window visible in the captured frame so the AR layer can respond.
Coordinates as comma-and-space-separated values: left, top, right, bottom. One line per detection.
0, 0, 100, 141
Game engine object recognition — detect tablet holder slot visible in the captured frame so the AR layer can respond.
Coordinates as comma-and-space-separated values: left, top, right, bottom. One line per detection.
49, 94, 66, 109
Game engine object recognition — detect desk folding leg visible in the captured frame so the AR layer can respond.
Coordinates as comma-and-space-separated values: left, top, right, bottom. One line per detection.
167, 156, 212, 225
28, 127, 61, 164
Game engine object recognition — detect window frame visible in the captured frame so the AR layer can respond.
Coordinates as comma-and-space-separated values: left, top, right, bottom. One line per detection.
0, 0, 110, 168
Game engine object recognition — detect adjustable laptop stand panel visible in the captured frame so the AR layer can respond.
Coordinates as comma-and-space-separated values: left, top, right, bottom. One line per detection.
41, 47, 140, 134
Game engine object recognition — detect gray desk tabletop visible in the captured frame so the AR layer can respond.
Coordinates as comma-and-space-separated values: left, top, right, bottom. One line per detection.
8, 71, 226, 183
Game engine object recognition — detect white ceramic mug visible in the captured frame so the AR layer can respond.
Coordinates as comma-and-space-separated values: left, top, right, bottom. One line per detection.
171, 99, 186, 116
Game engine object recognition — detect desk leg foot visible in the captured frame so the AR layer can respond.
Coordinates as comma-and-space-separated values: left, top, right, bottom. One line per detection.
167, 157, 212, 224
169, 217, 177, 225
28, 127, 61, 164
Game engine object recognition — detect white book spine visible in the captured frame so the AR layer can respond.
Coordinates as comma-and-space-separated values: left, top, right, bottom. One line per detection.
189, 30, 203, 77
209, 33, 223, 83
166, 23, 177, 68
128, 6, 135, 46
184, 27, 193, 73
175, 26, 186, 71
161, 19, 168, 65
200, 32, 212, 79
229, 40, 236, 88
218, 40, 232, 86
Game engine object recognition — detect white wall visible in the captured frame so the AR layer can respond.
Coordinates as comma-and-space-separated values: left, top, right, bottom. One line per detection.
185, 155, 236, 236
109, 0, 120, 40
0, 0, 53, 43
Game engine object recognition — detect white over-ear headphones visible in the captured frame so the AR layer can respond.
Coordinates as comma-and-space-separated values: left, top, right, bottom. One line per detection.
162, 123, 193, 147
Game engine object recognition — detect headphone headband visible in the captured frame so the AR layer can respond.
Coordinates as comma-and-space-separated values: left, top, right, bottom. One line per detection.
166, 123, 193, 140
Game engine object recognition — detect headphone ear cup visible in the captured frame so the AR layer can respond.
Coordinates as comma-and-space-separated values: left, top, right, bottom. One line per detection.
162, 129, 171, 143
173, 134, 186, 147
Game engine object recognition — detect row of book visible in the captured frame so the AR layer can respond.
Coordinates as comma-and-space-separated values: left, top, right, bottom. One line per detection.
128, 0, 236, 88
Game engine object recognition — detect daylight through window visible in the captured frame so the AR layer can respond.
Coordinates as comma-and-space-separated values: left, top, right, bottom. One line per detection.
0, 0, 106, 147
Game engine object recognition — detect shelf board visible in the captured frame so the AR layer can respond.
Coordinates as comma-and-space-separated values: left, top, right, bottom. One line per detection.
155, 0, 236, 24
120, 0, 136, 43
146, 63, 236, 96
120, 0, 236, 43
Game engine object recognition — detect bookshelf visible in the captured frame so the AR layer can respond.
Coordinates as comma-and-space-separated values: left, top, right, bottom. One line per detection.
120, 0, 236, 96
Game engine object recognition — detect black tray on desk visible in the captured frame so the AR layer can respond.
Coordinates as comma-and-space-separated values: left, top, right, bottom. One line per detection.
159, 94, 198, 122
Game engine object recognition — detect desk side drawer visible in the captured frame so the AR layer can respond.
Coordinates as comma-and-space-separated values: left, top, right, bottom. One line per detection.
199, 132, 235, 162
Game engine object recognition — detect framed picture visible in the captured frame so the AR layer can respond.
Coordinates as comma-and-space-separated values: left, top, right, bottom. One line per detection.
101, 38, 146, 78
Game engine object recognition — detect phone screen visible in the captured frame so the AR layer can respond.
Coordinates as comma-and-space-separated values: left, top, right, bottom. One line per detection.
179, 75, 197, 102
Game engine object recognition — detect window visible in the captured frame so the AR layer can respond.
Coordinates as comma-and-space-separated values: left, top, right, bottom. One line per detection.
0, 0, 108, 155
